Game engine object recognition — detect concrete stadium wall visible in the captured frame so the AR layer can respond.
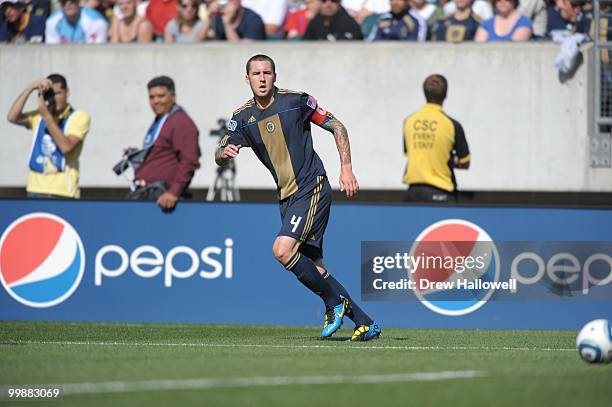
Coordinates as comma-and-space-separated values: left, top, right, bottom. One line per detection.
0, 42, 608, 192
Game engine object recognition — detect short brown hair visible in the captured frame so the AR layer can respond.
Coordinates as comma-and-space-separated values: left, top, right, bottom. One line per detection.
246, 54, 276, 74
423, 74, 447, 104
492, 0, 520, 9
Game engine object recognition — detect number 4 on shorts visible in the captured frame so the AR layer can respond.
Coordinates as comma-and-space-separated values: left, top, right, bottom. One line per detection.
290, 215, 302, 233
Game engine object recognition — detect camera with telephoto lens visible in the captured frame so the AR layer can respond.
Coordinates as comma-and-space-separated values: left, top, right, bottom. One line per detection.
113, 147, 139, 175
42, 87, 56, 113
209, 118, 228, 137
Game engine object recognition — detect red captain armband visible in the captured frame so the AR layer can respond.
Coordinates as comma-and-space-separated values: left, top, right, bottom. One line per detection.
310, 105, 329, 126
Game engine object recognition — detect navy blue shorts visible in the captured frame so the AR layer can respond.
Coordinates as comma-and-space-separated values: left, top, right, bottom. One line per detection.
278, 175, 331, 261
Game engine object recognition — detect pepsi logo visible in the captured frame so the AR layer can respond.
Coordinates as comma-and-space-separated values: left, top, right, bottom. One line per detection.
0, 213, 85, 308
409, 219, 500, 316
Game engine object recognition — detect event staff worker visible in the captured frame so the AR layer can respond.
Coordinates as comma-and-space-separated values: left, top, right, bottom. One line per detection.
402, 74, 470, 203
129, 75, 201, 211
7, 74, 90, 199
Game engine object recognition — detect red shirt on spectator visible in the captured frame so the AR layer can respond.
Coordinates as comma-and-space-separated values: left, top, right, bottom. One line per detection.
146, 0, 177, 37
284, 7, 310, 37
135, 108, 201, 197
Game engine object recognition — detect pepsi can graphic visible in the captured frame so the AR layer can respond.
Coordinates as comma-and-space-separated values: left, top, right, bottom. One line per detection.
409, 219, 500, 316
0, 213, 85, 308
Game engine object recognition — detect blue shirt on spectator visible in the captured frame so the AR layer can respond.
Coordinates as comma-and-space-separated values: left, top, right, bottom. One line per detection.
214, 7, 266, 40
480, 14, 533, 41
0, 10, 46, 43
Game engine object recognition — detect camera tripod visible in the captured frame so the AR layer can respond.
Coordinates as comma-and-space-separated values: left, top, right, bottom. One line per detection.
206, 160, 240, 202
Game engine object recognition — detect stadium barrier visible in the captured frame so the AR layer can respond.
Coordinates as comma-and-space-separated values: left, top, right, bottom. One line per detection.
1, 43, 610, 192
1, 199, 611, 329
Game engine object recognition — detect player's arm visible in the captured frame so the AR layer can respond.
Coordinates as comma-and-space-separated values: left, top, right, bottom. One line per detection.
312, 108, 359, 197
215, 143, 241, 167
215, 119, 246, 167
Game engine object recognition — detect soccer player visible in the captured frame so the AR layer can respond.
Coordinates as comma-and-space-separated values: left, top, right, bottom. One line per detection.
215, 54, 381, 341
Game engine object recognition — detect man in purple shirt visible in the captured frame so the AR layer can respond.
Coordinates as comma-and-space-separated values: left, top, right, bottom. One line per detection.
131, 76, 201, 211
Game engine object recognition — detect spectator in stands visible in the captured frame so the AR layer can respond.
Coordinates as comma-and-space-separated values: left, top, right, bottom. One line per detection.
127, 76, 201, 211
165, 0, 208, 42
368, 0, 426, 41
45, 0, 108, 43
432, 0, 481, 42
546, 0, 578, 37
303, 0, 363, 40
208, 0, 266, 41
0, 0, 45, 43
284, 0, 320, 39
443, 0, 492, 21
475, 0, 532, 41
6, 74, 90, 199
242, 0, 288, 38
146, 0, 177, 40
342, 0, 389, 24
402, 74, 470, 203
409, 0, 436, 27
110, 0, 153, 42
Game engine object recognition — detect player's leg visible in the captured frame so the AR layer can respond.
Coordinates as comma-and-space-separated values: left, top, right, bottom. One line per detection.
307, 254, 380, 340
272, 235, 340, 309
276, 176, 347, 337
300, 177, 381, 341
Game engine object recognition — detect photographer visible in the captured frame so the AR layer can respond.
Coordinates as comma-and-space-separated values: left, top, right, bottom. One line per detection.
121, 75, 200, 211
6, 74, 90, 199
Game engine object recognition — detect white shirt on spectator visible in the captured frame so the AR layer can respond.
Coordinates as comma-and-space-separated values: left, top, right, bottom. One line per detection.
241, 0, 289, 27
443, 0, 493, 21
342, 0, 390, 14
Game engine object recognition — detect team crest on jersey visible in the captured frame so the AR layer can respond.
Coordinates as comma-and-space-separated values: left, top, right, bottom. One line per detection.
248, 116, 256, 124
306, 95, 317, 110
227, 120, 237, 132
266, 122, 275, 133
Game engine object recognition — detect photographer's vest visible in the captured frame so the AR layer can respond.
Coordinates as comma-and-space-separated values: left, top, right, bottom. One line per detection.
28, 106, 75, 173
26, 105, 90, 198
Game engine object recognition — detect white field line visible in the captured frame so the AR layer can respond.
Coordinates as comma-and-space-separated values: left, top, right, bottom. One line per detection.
59, 371, 486, 395
0, 340, 575, 352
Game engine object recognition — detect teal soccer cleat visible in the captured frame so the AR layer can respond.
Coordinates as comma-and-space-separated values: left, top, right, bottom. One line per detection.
350, 322, 382, 341
321, 298, 349, 338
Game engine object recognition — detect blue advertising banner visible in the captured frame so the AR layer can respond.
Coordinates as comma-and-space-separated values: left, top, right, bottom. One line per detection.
1, 199, 611, 329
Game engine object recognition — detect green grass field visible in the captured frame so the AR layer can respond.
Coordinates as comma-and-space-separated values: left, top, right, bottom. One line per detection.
0, 321, 610, 407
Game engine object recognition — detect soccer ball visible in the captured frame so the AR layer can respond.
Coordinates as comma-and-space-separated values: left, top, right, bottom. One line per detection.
576, 319, 612, 364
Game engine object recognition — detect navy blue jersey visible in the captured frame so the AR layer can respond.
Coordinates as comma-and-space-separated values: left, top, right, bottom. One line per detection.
369, 8, 426, 41
0, 10, 45, 43
220, 88, 327, 200
546, 5, 575, 36
432, 13, 481, 42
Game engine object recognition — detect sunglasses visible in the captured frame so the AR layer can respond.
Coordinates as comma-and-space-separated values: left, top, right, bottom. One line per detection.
59, 0, 79, 4
180, 3, 198, 8
322, 0, 340, 3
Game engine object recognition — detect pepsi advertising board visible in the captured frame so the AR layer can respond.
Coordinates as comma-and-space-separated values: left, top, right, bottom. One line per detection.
1, 200, 611, 329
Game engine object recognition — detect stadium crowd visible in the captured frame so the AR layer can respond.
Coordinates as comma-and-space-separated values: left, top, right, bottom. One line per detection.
0, 0, 611, 44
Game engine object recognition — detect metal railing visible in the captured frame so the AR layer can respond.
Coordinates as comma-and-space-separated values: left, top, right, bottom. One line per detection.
591, 0, 612, 167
